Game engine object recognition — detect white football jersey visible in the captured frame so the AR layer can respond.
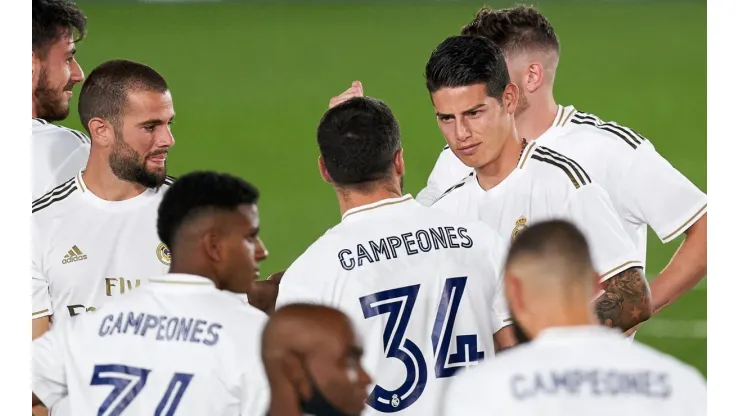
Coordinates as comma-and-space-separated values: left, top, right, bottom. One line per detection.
276, 195, 511, 416
32, 273, 270, 416
418, 105, 708, 268
32, 170, 174, 324
431, 140, 641, 282
32, 118, 91, 201
441, 326, 706, 416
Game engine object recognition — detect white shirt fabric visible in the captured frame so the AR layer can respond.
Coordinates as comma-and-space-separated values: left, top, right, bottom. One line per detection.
32, 170, 174, 324
431, 140, 641, 282
32, 118, 91, 201
441, 325, 706, 416
276, 195, 510, 416
417, 105, 708, 268
32, 273, 270, 416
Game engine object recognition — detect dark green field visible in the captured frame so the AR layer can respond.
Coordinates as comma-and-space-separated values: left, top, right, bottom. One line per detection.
69, 0, 707, 374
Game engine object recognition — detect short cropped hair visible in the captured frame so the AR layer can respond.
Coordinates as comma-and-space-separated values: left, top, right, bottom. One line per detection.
425, 35, 510, 101
78, 59, 169, 134
32, 0, 87, 58
317, 96, 401, 189
157, 171, 260, 250
461, 5, 560, 55
505, 220, 592, 272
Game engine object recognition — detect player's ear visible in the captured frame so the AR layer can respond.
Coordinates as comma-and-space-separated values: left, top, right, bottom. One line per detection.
31, 52, 39, 88
203, 231, 223, 263
393, 148, 405, 177
524, 61, 546, 93
283, 353, 312, 400
318, 156, 333, 184
502, 83, 519, 115
87, 118, 112, 146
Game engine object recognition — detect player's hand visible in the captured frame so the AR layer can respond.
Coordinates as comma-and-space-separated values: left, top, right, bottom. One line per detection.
329, 81, 364, 109
247, 270, 284, 315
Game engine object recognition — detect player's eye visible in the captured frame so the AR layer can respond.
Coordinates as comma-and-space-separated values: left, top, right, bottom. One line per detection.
466, 111, 480, 117
438, 116, 453, 123
144, 125, 156, 132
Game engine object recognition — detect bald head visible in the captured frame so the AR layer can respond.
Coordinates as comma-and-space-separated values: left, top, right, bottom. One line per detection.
505, 220, 595, 291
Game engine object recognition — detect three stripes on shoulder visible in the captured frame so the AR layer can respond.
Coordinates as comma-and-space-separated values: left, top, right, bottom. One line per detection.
570, 111, 647, 149
531, 146, 592, 189
32, 177, 78, 214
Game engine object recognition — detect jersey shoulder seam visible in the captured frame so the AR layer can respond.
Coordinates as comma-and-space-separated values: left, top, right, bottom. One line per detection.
568, 111, 646, 150
529, 146, 592, 189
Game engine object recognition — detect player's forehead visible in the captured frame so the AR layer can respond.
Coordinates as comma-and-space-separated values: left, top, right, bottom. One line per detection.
431, 84, 490, 113
236, 204, 259, 228
122, 89, 174, 122
43, 31, 76, 58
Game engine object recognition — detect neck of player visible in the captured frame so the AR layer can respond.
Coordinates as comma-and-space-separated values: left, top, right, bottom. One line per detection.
267, 380, 305, 416
83, 156, 148, 201
517, 92, 559, 142
526, 302, 599, 340
336, 180, 403, 217
476, 134, 524, 190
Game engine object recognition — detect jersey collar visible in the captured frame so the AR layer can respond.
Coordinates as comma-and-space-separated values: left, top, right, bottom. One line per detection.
535, 325, 624, 343
76, 170, 162, 211
534, 104, 577, 145
149, 273, 216, 287
341, 194, 415, 222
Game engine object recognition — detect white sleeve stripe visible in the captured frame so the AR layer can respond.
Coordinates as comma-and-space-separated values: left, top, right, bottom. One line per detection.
599, 260, 644, 282
660, 203, 707, 242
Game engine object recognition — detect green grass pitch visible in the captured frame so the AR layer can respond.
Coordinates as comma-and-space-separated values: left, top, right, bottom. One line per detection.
67, 0, 707, 375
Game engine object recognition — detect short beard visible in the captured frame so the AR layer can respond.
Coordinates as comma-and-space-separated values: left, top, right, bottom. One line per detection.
108, 129, 167, 189
33, 66, 71, 122
515, 88, 530, 117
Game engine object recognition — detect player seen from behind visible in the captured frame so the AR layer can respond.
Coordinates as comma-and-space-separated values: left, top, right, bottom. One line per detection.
33, 171, 271, 415
32, 0, 91, 200
276, 96, 516, 415
441, 220, 706, 416
262, 303, 372, 416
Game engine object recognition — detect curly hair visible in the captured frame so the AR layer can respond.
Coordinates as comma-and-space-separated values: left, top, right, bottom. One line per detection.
461, 5, 559, 55
32, 0, 87, 58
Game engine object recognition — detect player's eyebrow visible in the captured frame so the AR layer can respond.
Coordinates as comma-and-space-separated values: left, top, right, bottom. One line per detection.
436, 103, 486, 118
137, 114, 176, 126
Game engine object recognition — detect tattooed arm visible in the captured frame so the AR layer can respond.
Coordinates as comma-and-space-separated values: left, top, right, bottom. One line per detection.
594, 267, 652, 332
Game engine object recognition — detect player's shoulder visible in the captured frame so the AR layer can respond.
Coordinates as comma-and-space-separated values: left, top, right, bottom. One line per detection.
428, 171, 476, 205
522, 141, 593, 191
627, 341, 706, 382
31, 176, 82, 218
32, 119, 91, 145
562, 109, 652, 152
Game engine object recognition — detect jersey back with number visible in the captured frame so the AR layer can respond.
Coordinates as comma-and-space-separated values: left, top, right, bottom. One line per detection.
276, 195, 510, 415
442, 326, 706, 416
32, 274, 269, 416
32, 119, 91, 201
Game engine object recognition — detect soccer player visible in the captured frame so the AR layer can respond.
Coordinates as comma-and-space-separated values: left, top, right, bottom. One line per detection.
32, 171, 270, 415
262, 303, 372, 416
441, 220, 706, 416
32, 0, 91, 200
276, 96, 516, 415
424, 35, 651, 334
420, 6, 707, 327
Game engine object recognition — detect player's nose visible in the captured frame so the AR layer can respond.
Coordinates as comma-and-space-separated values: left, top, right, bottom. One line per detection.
255, 237, 268, 262
454, 118, 471, 141
70, 59, 85, 84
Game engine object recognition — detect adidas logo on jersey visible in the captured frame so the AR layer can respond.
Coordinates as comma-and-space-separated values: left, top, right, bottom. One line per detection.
62, 245, 88, 264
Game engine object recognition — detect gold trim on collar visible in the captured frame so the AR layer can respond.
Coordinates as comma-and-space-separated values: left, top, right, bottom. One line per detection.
342, 195, 413, 221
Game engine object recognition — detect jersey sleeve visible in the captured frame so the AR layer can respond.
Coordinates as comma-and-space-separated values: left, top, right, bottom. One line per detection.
416, 147, 473, 207
616, 142, 706, 243
32, 323, 69, 407
486, 231, 512, 333
275, 252, 329, 310
563, 184, 642, 281
239, 357, 270, 416
32, 221, 52, 319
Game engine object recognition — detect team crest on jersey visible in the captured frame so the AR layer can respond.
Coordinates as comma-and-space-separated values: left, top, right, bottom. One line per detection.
156, 243, 171, 266
511, 216, 528, 242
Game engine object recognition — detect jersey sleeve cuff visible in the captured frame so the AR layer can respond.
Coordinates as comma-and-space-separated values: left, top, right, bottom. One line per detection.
599, 260, 644, 283
32, 308, 51, 319
658, 203, 707, 243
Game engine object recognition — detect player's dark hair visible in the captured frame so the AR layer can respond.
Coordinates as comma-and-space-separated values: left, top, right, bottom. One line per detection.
505, 220, 592, 270
425, 35, 510, 102
317, 96, 401, 190
157, 171, 260, 250
32, 0, 87, 59
78, 59, 169, 135
461, 5, 560, 55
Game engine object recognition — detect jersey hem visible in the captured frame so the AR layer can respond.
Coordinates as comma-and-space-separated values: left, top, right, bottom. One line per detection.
659, 203, 707, 243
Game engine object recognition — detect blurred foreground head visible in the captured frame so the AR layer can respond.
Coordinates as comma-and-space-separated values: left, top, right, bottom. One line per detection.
504, 220, 602, 340
262, 303, 372, 416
